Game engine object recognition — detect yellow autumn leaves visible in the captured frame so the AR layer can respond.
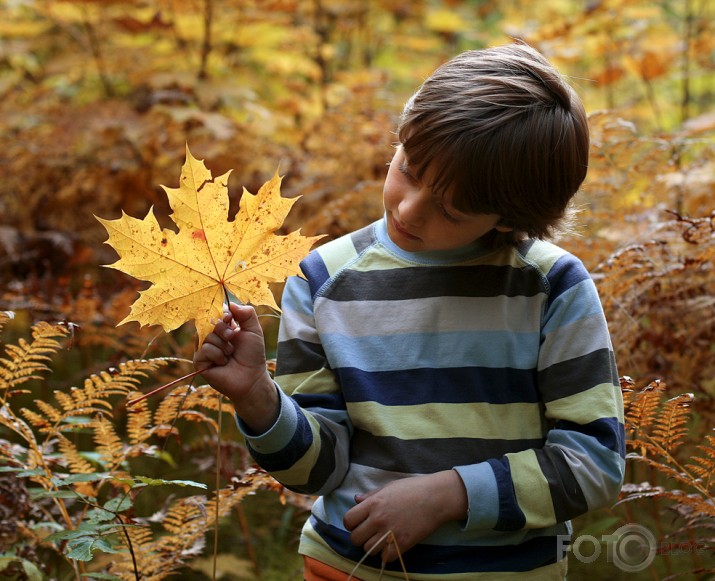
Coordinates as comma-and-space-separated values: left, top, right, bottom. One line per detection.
97, 146, 323, 346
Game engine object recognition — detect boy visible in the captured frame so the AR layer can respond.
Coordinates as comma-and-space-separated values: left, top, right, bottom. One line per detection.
194, 42, 625, 580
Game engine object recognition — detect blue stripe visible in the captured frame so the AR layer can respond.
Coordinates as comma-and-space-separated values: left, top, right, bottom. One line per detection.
310, 515, 559, 573
556, 417, 625, 458
279, 276, 314, 316
293, 392, 347, 412
545, 254, 591, 310
247, 398, 313, 471
300, 252, 330, 299
542, 280, 603, 331
322, 331, 540, 371
487, 458, 527, 531
337, 367, 539, 405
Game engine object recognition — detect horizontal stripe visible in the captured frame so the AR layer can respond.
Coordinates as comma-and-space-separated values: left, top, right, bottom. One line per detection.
309, 515, 561, 574
539, 313, 613, 369
315, 230, 360, 277
538, 348, 618, 401
313, 295, 543, 336
337, 366, 540, 405
520, 237, 564, 272
276, 306, 319, 344
544, 253, 592, 309
545, 381, 624, 425
347, 401, 545, 441
322, 331, 540, 371
292, 391, 347, 411
542, 279, 603, 332
276, 368, 341, 396
275, 338, 327, 375
553, 417, 626, 460
322, 265, 545, 302
351, 430, 545, 473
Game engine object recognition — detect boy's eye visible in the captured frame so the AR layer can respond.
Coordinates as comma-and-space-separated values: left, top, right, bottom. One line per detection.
437, 202, 459, 223
398, 161, 418, 184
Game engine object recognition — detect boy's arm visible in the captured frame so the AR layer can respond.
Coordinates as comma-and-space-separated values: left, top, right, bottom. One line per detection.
456, 257, 626, 533
237, 272, 353, 496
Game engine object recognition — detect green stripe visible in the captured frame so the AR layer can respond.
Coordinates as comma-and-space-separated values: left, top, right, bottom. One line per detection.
276, 368, 340, 396
347, 401, 545, 440
546, 382, 625, 423
269, 412, 322, 487
316, 235, 359, 277
506, 449, 558, 528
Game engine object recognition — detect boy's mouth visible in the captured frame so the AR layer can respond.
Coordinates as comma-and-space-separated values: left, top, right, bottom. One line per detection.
391, 215, 420, 241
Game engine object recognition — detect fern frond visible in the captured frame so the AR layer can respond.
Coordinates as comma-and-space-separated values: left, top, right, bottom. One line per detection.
185, 385, 234, 415
162, 496, 205, 535
618, 483, 715, 517
624, 379, 666, 433
81, 358, 175, 403
651, 392, 693, 452
151, 385, 224, 434
154, 386, 193, 430
53, 389, 77, 413
0, 322, 68, 400
93, 416, 125, 470
33, 399, 64, 424
125, 391, 153, 451
20, 408, 53, 431
56, 434, 96, 474
685, 432, 715, 490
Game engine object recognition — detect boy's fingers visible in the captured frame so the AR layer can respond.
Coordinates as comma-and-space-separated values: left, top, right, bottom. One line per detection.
196, 342, 228, 366
229, 303, 262, 334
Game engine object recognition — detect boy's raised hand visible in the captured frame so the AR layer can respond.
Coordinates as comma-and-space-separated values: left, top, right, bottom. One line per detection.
193, 302, 279, 434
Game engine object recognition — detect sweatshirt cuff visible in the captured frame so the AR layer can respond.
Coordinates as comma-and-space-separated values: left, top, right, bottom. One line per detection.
235, 383, 297, 454
453, 462, 500, 531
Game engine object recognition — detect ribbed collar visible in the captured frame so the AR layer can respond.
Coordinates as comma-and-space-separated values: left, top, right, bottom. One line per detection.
375, 215, 495, 265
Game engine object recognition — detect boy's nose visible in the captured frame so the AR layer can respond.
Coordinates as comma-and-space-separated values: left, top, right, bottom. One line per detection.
398, 191, 428, 225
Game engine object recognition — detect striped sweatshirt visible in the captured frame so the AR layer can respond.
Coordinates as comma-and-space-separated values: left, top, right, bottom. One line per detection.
239, 218, 626, 580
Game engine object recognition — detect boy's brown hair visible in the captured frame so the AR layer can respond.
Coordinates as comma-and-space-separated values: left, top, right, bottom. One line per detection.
398, 41, 589, 244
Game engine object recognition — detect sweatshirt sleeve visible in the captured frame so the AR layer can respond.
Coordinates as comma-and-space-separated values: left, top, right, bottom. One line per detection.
238, 259, 353, 496
455, 254, 626, 532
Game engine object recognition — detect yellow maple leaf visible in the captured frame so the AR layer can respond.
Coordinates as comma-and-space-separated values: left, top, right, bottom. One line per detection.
97, 146, 323, 346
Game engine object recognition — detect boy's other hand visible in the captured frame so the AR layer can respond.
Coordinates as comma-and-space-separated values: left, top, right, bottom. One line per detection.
343, 470, 468, 563
193, 302, 279, 433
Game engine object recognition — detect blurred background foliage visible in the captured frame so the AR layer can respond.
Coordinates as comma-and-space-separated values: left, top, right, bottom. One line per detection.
0, 0, 714, 579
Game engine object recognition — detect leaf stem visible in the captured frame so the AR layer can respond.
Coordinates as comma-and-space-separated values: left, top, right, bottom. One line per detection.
126, 367, 210, 407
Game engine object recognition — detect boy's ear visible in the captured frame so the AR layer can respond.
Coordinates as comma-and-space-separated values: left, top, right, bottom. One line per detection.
495, 223, 514, 233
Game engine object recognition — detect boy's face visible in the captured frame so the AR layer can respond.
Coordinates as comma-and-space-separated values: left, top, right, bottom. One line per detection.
383, 146, 509, 252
